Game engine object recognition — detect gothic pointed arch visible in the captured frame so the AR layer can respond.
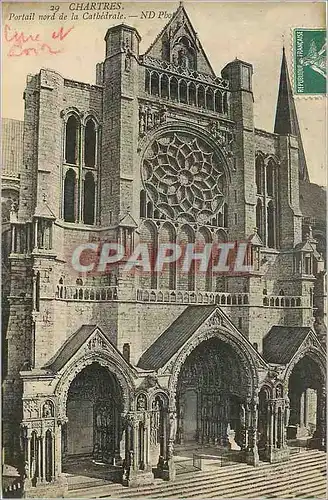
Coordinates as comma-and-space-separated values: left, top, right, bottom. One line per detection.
63, 169, 76, 222
158, 221, 176, 290
139, 219, 157, 289
284, 343, 326, 385
140, 189, 146, 218
177, 223, 195, 291
54, 345, 135, 421
65, 115, 80, 165
84, 119, 96, 168
266, 159, 276, 197
168, 326, 260, 402
256, 198, 264, 241
197, 226, 212, 291
83, 171, 95, 225
255, 154, 264, 195
267, 200, 276, 248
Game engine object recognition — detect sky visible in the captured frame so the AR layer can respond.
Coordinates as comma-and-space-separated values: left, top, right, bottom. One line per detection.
2, 1, 326, 185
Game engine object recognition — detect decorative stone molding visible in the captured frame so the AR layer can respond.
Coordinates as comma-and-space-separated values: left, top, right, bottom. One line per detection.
23, 399, 39, 420
284, 341, 326, 384
86, 332, 107, 351
55, 351, 135, 420
60, 106, 83, 122
141, 55, 230, 89
139, 104, 168, 136
167, 324, 260, 405
208, 120, 234, 159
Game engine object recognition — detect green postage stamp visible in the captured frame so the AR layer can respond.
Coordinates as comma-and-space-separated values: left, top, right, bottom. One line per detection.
293, 28, 326, 95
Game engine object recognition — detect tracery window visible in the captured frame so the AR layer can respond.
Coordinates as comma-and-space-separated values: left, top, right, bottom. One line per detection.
256, 198, 264, 241
64, 169, 76, 222
255, 154, 279, 247
180, 80, 188, 104
255, 156, 264, 194
162, 39, 170, 62
83, 172, 95, 225
267, 201, 276, 248
140, 190, 146, 218
84, 120, 96, 167
142, 132, 227, 225
65, 115, 79, 165
266, 160, 275, 197
62, 113, 99, 225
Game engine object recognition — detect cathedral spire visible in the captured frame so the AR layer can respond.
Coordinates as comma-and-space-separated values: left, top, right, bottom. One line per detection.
274, 47, 309, 182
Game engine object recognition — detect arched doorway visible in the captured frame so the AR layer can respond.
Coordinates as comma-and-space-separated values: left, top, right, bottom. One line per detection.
62, 362, 124, 470
175, 337, 251, 450
288, 355, 325, 448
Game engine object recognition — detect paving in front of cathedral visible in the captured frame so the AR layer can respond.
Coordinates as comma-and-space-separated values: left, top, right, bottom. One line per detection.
65, 448, 326, 499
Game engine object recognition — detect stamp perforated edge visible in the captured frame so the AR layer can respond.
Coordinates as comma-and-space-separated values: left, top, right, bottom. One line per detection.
290, 26, 327, 100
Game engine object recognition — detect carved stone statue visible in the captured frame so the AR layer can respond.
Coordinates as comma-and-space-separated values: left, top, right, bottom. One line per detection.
42, 400, 54, 418
137, 394, 147, 411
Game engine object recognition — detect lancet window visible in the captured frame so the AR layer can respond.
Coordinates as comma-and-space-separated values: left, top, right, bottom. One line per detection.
62, 112, 99, 225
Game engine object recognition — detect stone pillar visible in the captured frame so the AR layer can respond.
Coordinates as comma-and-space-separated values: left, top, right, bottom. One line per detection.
300, 391, 305, 428
245, 398, 259, 466
22, 431, 33, 493
22, 419, 68, 498
51, 432, 55, 481
34, 219, 38, 249
37, 437, 42, 484
269, 403, 274, 451
41, 435, 46, 483
239, 403, 248, 450
318, 384, 326, 450
54, 421, 64, 478
26, 436, 31, 481
11, 224, 16, 253
145, 413, 150, 471
125, 413, 153, 487
265, 399, 290, 463
165, 411, 177, 481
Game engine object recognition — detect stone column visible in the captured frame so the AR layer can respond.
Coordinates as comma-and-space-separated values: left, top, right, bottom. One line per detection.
269, 402, 274, 453
26, 436, 31, 481
125, 413, 154, 487
54, 422, 63, 478
165, 411, 177, 481
37, 436, 42, 484
240, 403, 248, 450
41, 434, 46, 483
34, 219, 38, 249
144, 413, 151, 471
11, 224, 16, 253
245, 398, 259, 466
266, 402, 271, 452
51, 432, 55, 481
299, 392, 305, 428
318, 384, 326, 450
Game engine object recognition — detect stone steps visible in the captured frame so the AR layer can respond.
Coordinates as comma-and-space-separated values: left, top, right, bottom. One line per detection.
66, 449, 326, 499
116, 451, 325, 499
181, 459, 326, 499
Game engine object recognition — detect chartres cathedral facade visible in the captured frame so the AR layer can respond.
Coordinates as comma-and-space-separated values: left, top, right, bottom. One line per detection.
2, 5, 327, 497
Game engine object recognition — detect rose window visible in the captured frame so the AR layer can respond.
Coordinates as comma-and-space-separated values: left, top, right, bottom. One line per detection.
142, 133, 226, 223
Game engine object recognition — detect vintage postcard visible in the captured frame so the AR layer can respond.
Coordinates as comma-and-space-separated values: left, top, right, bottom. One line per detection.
1, 1, 327, 499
